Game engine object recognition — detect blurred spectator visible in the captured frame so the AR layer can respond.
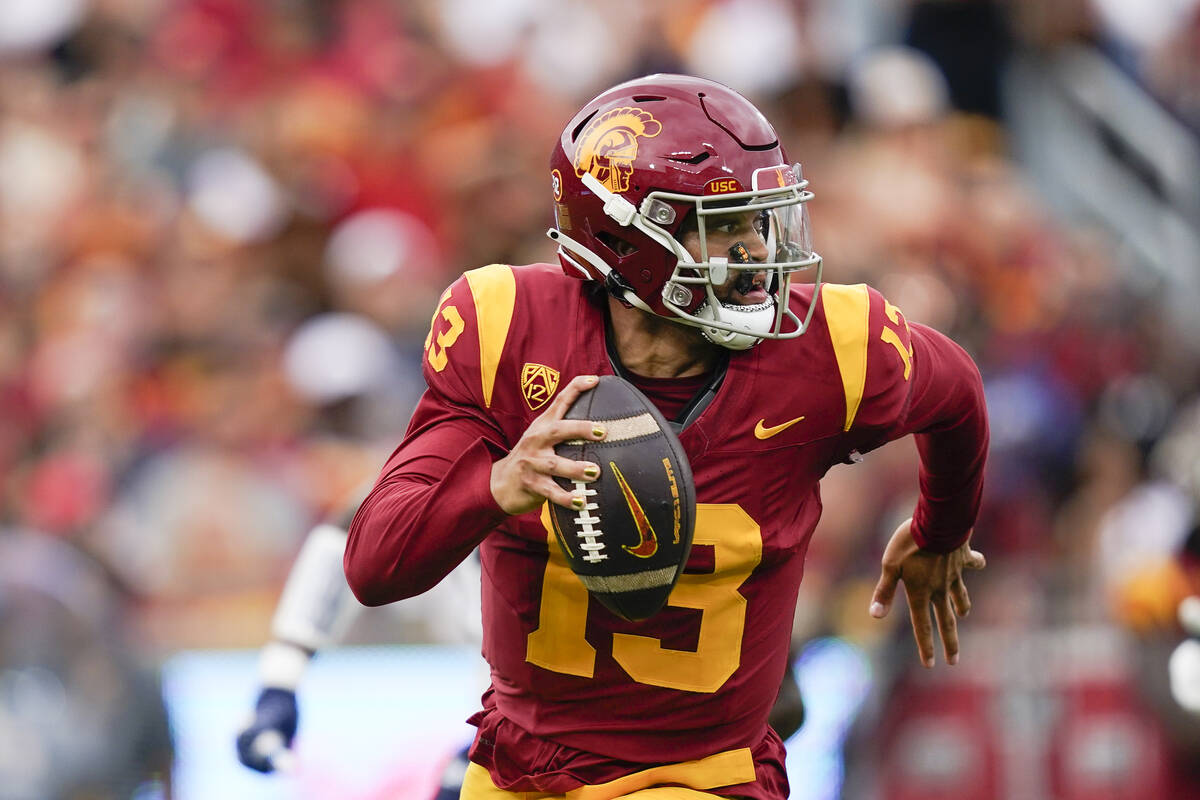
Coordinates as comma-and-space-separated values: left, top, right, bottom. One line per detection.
904, 0, 1012, 118
0, 529, 173, 800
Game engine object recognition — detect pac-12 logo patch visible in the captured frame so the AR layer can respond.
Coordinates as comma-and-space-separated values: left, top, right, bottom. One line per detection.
573, 107, 661, 193
521, 363, 560, 411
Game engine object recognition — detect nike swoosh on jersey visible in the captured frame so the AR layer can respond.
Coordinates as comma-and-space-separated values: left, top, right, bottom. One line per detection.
753, 416, 806, 440
610, 461, 658, 558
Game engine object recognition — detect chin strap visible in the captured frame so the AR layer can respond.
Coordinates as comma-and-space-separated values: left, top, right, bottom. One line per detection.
604, 270, 637, 307
699, 302, 776, 350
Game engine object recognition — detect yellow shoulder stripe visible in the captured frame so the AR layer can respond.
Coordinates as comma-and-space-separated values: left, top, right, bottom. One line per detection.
821, 283, 871, 431
464, 264, 516, 409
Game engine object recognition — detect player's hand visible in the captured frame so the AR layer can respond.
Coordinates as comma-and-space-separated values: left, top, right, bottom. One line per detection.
869, 518, 986, 668
490, 374, 606, 515
235, 687, 299, 773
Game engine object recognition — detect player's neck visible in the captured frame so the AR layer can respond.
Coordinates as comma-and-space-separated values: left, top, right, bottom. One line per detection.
606, 295, 722, 379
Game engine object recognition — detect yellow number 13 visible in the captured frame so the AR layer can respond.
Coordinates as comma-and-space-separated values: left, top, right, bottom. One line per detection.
526, 503, 762, 694
424, 291, 464, 373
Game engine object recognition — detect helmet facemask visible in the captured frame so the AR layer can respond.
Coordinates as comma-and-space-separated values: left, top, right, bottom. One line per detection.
554, 163, 822, 351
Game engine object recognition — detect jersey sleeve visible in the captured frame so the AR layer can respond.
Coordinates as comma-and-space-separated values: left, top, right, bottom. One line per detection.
898, 321, 989, 552
822, 283, 988, 553
344, 266, 518, 606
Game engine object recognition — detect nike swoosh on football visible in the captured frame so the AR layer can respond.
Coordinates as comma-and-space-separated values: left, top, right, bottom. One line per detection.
610, 461, 658, 558
754, 416, 806, 440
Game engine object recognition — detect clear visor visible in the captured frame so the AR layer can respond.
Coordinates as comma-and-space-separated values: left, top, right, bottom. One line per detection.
763, 191, 814, 270
750, 163, 814, 269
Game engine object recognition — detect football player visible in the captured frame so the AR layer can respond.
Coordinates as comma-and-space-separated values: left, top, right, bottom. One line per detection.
344, 74, 989, 799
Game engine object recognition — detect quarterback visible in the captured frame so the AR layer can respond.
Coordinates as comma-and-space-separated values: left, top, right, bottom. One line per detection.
345, 74, 989, 799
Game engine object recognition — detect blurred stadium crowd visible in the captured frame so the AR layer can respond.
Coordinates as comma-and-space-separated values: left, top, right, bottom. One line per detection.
2, 0, 1200, 797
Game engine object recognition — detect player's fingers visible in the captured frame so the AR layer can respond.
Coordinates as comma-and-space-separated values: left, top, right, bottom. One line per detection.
870, 563, 901, 618
949, 573, 971, 617
904, 584, 936, 668
933, 592, 959, 665
534, 454, 600, 483
963, 548, 986, 571
544, 482, 585, 513
542, 418, 608, 445
544, 374, 599, 420
535, 476, 587, 510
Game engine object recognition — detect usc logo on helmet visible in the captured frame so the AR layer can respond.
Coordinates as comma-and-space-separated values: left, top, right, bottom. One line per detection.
705, 178, 745, 194
573, 107, 662, 194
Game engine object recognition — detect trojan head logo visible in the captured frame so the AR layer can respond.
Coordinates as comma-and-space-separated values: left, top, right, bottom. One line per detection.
573, 107, 662, 194
521, 363, 560, 411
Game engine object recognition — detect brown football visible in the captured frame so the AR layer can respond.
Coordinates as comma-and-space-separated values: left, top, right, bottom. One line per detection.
551, 375, 696, 621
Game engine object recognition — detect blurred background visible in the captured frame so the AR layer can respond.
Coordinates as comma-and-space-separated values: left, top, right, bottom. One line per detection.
2, 0, 1199, 797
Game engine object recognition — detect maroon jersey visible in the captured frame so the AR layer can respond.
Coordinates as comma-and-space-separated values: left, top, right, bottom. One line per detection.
345, 263, 988, 798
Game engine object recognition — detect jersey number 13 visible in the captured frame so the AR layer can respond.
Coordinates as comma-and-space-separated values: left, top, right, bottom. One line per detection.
527, 503, 762, 693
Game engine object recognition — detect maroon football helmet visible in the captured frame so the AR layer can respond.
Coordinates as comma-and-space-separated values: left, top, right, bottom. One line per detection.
548, 74, 822, 350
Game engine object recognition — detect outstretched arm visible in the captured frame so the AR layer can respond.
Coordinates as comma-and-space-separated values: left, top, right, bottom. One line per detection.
868, 320, 990, 666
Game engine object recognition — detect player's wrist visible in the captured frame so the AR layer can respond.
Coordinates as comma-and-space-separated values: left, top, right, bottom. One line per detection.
488, 458, 519, 514
258, 640, 312, 691
909, 512, 972, 554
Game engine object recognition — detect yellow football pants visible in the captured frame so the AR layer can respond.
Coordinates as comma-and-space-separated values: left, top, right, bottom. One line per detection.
459, 761, 730, 800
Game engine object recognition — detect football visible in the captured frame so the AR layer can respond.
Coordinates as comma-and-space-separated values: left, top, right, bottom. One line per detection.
551, 375, 696, 621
